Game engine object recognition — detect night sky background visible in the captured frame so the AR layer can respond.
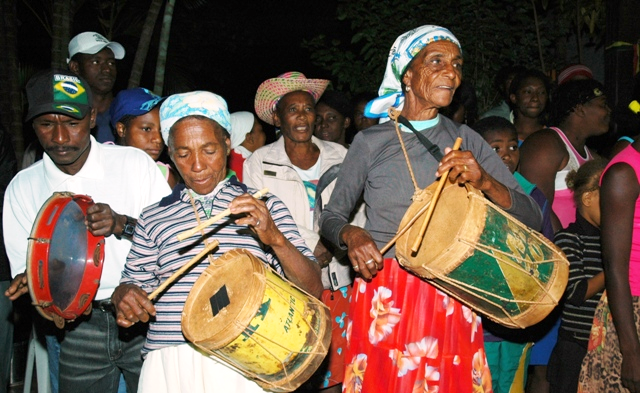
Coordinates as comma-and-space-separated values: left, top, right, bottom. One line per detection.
17, 0, 352, 116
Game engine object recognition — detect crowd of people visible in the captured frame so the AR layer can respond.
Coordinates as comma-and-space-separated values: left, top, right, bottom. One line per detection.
2, 23, 640, 393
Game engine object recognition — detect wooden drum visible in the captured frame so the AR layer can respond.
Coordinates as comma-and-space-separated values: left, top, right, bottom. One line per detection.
395, 182, 569, 329
182, 248, 332, 392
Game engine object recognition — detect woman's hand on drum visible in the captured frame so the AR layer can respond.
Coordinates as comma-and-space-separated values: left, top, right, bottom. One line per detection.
436, 148, 488, 189
437, 147, 513, 209
229, 193, 285, 248
111, 283, 156, 328
4, 272, 28, 301
340, 225, 383, 280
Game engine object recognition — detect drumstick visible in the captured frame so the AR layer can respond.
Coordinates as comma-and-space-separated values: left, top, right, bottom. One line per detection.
148, 239, 220, 301
410, 137, 463, 253
378, 138, 463, 255
176, 188, 269, 241
379, 201, 433, 255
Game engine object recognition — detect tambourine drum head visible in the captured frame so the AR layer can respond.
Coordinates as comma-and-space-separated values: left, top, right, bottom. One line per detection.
48, 201, 88, 311
27, 192, 105, 327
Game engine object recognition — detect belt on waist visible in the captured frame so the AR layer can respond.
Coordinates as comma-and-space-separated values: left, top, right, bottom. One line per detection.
92, 298, 115, 312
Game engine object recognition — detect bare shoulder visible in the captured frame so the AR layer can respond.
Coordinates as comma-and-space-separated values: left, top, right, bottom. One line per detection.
603, 162, 640, 190
520, 128, 567, 161
521, 128, 564, 152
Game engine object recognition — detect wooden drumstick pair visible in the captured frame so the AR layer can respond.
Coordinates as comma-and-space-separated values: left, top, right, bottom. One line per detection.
380, 137, 463, 255
147, 188, 269, 301
176, 188, 269, 241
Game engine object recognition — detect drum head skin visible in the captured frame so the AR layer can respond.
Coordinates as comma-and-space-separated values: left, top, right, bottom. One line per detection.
26, 192, 105, 327
396, 182, 569, 329
182, 248, 332, 392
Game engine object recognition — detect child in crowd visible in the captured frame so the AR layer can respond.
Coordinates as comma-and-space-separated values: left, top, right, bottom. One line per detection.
547, 158, 607, 393
474, 116, 554, 393
110, 87, 179, 188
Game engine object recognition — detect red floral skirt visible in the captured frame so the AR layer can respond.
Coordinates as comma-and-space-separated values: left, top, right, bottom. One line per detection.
343, 258, 493, 393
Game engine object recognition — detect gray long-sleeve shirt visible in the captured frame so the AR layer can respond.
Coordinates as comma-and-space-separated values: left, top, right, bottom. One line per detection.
319, 115, 543, 258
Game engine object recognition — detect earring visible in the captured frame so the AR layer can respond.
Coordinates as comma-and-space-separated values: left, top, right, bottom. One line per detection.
406, 86, 411, 92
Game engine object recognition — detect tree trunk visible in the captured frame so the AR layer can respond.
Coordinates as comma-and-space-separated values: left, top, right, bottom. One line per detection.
532, 0, 546, 73
576, 0, 583, 64
128, 0, 164, 89
154, 0, 176, 95
0, 0, 25, 165
51, 0, 74, 68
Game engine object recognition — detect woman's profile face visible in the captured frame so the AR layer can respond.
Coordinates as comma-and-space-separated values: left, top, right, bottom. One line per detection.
353, 101, 377, 131
274, 91, 316, 144
402, 40, 463, 109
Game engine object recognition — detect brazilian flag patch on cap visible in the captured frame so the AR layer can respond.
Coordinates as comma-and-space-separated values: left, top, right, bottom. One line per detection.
53, 78, 88, 105
53, 104, 82, 115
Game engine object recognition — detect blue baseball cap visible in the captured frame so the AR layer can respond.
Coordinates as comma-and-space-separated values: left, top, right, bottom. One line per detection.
109, 87, 163, 128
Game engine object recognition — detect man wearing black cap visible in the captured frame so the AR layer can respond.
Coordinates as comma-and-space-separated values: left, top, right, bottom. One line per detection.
3, 69, 170, 392
68, 31, 125, 143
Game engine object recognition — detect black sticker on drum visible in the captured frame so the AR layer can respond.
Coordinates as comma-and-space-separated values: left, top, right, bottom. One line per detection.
209, 285, 230, 317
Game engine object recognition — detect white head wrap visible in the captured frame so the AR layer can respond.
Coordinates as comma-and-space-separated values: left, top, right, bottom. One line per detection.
229, 111, 255, 149
364, 25, 461, 119
160, 91, 231, 145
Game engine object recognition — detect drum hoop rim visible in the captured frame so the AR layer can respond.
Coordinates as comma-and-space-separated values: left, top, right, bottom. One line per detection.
26, 192, 105, 324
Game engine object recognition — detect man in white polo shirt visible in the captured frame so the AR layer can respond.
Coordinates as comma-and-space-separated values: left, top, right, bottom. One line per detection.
3, 68, 170, 392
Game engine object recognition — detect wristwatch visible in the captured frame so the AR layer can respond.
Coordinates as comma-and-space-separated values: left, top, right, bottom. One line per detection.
120, 215, 136, 241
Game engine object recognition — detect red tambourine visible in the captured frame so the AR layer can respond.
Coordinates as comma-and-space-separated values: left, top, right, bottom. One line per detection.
26, 192, 105, 328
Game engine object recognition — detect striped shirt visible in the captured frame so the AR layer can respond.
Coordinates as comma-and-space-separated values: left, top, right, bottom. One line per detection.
554, 212, 604, 345
120, 177, 315, 356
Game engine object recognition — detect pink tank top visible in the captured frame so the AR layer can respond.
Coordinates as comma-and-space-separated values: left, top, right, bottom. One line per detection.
602, 145, 640, 295
550, 127, 593, 228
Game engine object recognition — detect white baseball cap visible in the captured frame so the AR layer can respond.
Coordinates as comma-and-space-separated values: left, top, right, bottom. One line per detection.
67, 32, 125, 63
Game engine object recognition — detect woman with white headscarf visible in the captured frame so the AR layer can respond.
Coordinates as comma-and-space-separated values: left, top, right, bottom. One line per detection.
320, 25, 542, 393
112, 91, 321, 393
228, 111, 266, 181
